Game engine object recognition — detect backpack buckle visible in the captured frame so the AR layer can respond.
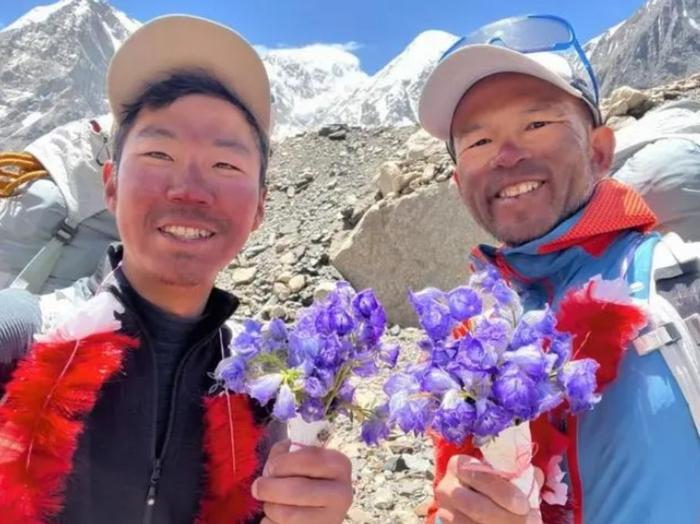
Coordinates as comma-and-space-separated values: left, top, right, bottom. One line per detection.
53, 218, 78, 244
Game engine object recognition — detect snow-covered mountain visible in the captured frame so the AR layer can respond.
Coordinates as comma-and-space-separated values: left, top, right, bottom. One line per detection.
0, 0, 139, 149
325, 31, 458, 128
262, 44, 368, 137
0, 0, 460, 146
586, 0, 700, 95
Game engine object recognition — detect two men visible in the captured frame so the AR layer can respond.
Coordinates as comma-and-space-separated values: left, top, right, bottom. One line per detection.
0, 15, 351, 524
1, 9, 699, 524
418, 14, 700, 524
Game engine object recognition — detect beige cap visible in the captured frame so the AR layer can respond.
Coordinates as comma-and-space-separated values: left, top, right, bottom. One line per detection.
419, 45, 601, 141
107, 15, 271, 136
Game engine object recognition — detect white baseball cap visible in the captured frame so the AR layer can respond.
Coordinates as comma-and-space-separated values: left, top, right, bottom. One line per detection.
107, 15, 271, 136
419, 15, 602, 142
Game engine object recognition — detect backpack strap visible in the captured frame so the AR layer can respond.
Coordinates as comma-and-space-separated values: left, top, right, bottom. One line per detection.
10, 217, 79, 294
638, 233, 700, 436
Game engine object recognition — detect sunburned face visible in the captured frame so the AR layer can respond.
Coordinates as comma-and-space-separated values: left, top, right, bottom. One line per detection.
451, 73, 614, 246
104, 94, 265, 297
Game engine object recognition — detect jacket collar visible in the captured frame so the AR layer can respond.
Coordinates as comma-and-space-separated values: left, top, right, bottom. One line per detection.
89, 243, 239, 337
473, 179, 657, 306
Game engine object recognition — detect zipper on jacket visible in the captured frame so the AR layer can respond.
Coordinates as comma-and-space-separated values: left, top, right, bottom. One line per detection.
140, 324, 217, 524
142, 457, 162, 524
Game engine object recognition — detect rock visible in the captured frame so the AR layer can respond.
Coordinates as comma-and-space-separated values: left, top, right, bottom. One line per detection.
274, 236, 295, 253
405, 129, 444, 162
313, 253, 331, 267
288, 274, 307, 293
328, 129, 348, 140
318, 123, 349, 138
374, 161, 405, 197
347, 507, 373, 523
331, 181, 493, 326
605, 115, 637, 131
605, 86, 653, 118
372, 487, 395, 510
402, 170, 420, 187
243, 244, 267, 258
279, 219, 301, 236
342, 199, 372, 229
391, 509, 419, 523
384, 456, 409, 472
295, 171, 314, 190
420, 164, 436, 184
314, 281, 337, 301
286, 186, 296, 198
280, 251, 299, 266
275, 270, 294, 284
273, 282, 290, 301
397, 479, 426, 496
231, 266, 257, 285
270, 305, 288, 319
403, 454, 432, 476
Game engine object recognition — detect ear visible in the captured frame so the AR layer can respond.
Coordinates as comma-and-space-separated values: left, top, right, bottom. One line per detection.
251, 187, 267, 231
103, 161, 117, 214
451, 165, 464, 192
589, 125, 616, 181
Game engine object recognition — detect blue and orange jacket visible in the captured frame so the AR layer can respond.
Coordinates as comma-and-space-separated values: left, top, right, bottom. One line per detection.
428, 180, 700, 524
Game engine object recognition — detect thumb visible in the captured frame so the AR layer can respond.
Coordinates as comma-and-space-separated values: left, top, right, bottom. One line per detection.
262, 439, 290, 477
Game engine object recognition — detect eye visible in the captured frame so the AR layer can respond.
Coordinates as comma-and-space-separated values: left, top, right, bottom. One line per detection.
527, 121, 550, 130
213, 161, 242, 172
469, 138, 492, 149
144, 151, 173, 161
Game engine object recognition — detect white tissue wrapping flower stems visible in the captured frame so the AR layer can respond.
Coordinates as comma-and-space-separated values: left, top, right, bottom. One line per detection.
287, 415, 333, 452
479, 423, 540, 509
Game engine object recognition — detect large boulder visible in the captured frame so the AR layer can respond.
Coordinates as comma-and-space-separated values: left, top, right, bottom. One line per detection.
404, 129, 446, 162
604, 86, 654, 118
331, 180, 493, 326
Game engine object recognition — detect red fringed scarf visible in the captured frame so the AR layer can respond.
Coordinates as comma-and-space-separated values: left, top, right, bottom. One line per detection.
197, 394, 264, 524
0, 332, 138, 523
0, 327, 263, 524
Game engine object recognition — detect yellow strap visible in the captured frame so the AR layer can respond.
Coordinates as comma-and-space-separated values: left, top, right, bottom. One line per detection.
0, 152, 49, 198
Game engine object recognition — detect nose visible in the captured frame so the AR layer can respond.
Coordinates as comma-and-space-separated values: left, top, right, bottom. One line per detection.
490, 140, 531, 169
165, 160, 214, 205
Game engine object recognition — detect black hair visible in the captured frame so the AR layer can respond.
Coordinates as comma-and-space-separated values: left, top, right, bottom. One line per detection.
111, 70, 269, 186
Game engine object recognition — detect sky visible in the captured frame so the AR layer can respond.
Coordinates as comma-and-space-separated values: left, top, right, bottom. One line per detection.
3, 0, 647, 74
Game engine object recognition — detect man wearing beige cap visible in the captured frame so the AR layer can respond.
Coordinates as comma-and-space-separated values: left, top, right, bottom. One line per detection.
0, 15, 352, 524
418, 14, 700, 524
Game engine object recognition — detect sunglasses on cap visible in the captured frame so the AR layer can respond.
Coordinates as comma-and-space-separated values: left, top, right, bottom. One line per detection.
441, 14, 600, 106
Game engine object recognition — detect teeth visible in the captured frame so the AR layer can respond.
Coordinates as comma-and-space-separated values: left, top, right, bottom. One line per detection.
161, 225, 213, 239
498, 181, 542, 199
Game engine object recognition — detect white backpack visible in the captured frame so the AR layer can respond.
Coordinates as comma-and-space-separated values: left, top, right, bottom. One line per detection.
635, 233, 700, 437
0, 115, 118, 294
612, 99, 700, 242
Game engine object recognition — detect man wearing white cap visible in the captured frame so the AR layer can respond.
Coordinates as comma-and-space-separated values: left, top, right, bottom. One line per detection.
0, 15, 352, 524
418, 14, 700, 524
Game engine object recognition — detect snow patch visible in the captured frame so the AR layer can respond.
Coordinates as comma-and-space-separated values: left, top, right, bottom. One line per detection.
682, 6, 700, 31
2, 0, 74, 32
112, 9, 141, 34
21, 111, 45, 129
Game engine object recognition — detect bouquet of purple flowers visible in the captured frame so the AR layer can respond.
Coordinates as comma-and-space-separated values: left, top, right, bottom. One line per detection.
362, 266, 602, 506
214, 281, 398, 448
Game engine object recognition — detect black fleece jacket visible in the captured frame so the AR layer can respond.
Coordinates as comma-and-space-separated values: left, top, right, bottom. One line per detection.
0, 246, 283, 524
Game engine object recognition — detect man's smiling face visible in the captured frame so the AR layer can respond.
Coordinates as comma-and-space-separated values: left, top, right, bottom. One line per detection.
105, 93, 265, 290
451, 73, 612, 246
